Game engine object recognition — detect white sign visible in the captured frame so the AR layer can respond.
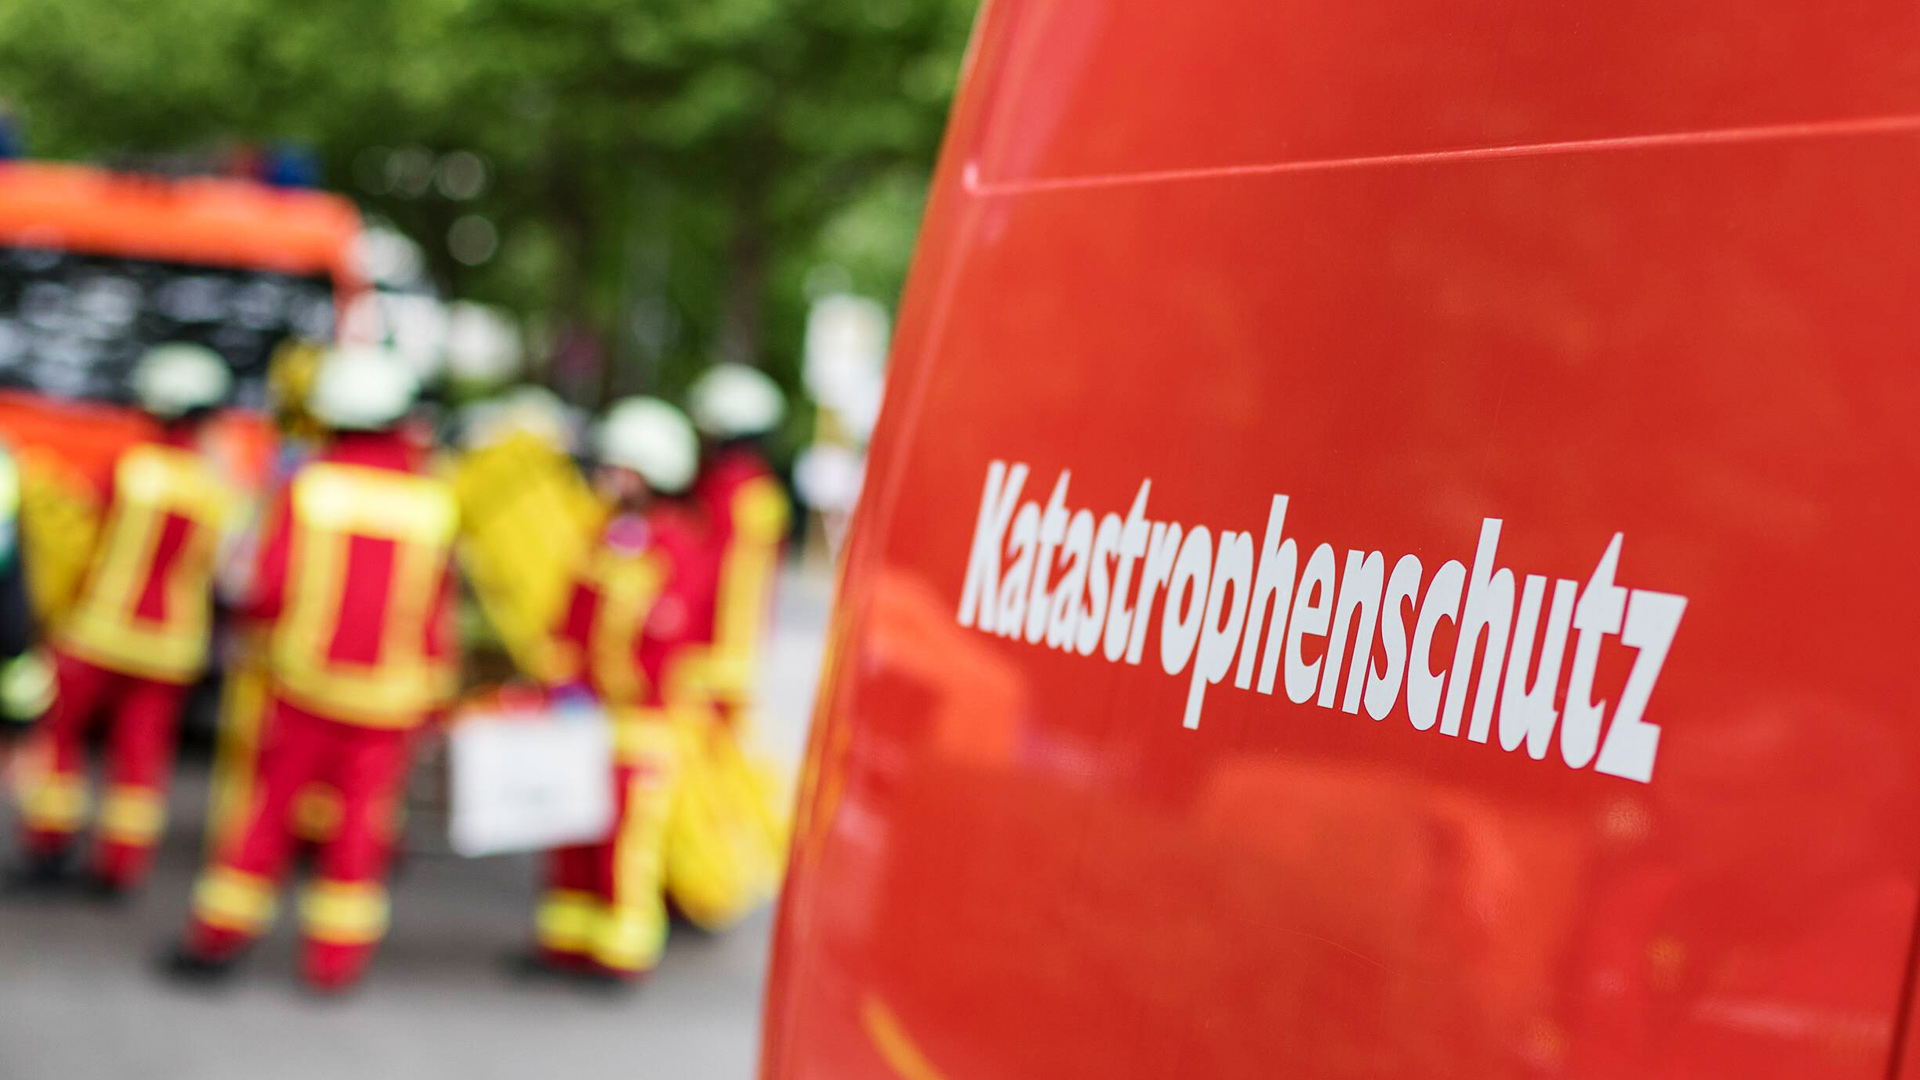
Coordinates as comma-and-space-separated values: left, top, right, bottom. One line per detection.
447, 708, 615, 856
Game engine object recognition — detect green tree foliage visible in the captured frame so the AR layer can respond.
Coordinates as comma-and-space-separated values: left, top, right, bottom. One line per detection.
0, 0, 978, 403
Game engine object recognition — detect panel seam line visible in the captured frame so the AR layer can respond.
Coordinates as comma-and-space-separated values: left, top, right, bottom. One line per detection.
963, 112, 1920, 195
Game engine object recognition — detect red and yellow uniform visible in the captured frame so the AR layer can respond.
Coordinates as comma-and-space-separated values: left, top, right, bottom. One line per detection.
19, 432, 234, 888
686, 446, 789, 719
535, 504, 714, 979
183, 430, 457, 990
647, 446, 792, 929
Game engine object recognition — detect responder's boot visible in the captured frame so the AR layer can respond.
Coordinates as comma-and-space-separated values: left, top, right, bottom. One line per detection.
157, 942, 244, 988
301, 941, 375, 997
93, 838, 157, 898
2, 849, 74, 896
577, 965, 645, 995
502, 949, 642, 994
502, 947, 583, 982
82, 872, 135, 904
298, 966, 365, 1001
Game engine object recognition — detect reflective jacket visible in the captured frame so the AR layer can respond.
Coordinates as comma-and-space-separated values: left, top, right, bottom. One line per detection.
248, 432, 458, 729
551, 504, 715, 723
59, 436, 235, 684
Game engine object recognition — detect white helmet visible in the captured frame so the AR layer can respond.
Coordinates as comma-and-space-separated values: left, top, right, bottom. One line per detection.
309, 345, 420, 431
595, 397, 697, 494
132, 344, 231, 420
454, 399, 509, 450
500, 384, 576, 451
687, 363, 785, 440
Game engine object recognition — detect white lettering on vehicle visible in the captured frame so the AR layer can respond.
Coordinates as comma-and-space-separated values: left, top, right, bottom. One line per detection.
954, 462, 1687, 784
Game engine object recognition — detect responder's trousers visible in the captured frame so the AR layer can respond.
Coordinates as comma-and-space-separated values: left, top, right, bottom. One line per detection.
19, 649, 189, 888
203, 647, 349, 857
536, 717, 677, 979
185, 696, 414, 990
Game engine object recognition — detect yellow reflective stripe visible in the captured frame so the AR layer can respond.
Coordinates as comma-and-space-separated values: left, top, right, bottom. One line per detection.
535, 889, 599, 953
276, 479, 344, 685
193, 867, 278, 934
205, 649, 269, 856
293, 464, 456, 543
98, 786, 166, 844
56, 626, 203, 686
585, 550, 662, 706
705, 652, 755, 703
117, 445, 235, 522
271, 464, 457, 726
591, 903, 665, 972
709, 478, 787, 703
274, 680, 438, 729
612, 708, 675, 763
22, 770, 88, 831
661, 649, 708, 704
300, 879, 391, 946
731, 477, 789, 541
596, 773, 673, 972
662, 648, 757, 713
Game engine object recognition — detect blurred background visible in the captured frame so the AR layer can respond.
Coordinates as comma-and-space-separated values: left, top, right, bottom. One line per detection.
0, 572, 834, 1080
0, 0, 979, 1075
0, 0, 979, 503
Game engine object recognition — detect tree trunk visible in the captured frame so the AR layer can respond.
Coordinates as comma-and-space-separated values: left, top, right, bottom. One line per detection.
544, 158, 609, 406
713, 169, 771, 368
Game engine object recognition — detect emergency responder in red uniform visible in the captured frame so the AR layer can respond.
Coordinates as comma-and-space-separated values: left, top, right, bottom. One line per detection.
521, 397, 715, 986
11, 344, 236, 895
164, 346, 457, 993
684, 363, 790, 728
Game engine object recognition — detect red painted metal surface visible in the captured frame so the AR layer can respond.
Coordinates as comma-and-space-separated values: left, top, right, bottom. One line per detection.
762, 2, 1920, 1078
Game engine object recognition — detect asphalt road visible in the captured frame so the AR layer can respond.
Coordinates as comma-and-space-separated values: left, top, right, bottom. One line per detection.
0, 567, 832, 1080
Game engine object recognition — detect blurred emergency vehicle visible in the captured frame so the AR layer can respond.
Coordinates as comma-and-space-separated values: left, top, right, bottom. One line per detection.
0, 162, 361, 625
759, 3, 1920, 1079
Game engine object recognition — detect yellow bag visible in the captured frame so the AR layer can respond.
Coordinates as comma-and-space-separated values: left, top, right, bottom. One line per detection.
14, 449, 101, 625
449, 432, 601, 682
663, 708, 787, 929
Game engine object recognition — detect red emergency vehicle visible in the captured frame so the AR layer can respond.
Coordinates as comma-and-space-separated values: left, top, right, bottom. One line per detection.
0, 161, 362, 487
760, 3, 1920, 1079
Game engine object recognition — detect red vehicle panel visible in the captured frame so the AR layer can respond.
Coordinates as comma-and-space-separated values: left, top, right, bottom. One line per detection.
763, 3, 1920, 1079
